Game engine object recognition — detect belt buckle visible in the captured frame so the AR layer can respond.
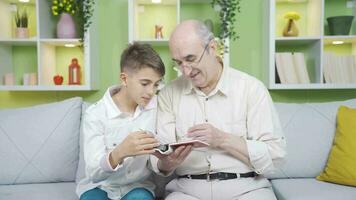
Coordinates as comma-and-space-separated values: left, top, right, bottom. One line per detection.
236, 173, 240, 178
206, 172, 211, 182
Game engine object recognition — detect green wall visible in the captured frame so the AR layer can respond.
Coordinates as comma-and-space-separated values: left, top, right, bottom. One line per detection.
1, 0, 356, 109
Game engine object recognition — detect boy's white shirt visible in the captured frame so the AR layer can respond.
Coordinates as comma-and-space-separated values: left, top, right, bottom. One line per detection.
76, 85, 157, 200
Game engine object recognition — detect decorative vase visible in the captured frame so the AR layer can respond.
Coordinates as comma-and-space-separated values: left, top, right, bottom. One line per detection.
327, 16, 354, 35
15, 28, 29, 38
283, 19, 299, 37
56, 12, 77, 38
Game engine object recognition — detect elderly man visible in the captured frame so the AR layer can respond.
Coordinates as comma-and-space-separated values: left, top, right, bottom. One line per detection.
151, 20, 286, 200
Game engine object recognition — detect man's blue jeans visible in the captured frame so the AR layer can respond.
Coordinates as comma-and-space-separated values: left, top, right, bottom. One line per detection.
80, 187, 154, 200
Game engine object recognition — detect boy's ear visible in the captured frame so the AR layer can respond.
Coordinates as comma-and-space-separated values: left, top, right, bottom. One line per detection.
120, 72, 128, 86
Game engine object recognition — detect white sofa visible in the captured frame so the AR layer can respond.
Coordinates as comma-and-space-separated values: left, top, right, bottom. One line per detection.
1, 97, 356, 199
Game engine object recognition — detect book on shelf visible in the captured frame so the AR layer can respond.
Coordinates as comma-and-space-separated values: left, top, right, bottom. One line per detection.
323, 53, 356, 84
293, 53, 310, 84
275, 53, 287, 84
275, 52, 310, 84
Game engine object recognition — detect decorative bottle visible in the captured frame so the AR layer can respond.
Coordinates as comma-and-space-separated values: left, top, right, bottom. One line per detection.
68, 58, 81, 85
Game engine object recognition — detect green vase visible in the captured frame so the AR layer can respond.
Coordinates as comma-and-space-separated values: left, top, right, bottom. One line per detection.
327, 16, 354, 35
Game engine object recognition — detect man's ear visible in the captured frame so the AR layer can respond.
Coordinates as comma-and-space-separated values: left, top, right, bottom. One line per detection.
209, 39, 218, 54
120, 72, 128, 86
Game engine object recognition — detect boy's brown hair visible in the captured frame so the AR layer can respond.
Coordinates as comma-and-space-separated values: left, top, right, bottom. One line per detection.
120, 43, 165, 77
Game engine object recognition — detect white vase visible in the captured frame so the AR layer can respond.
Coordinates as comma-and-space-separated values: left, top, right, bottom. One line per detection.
15, 28, 29, 38
56, 12, 77, 38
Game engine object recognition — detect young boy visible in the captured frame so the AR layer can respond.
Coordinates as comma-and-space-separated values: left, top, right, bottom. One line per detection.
77, 43, 165, 200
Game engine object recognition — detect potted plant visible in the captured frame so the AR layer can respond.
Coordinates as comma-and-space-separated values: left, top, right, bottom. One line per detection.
211, 0, 241, 56
14, 8, 29, 38
51, 0, 78, 38
327, 16, 354, 35
51, 0, 95, 41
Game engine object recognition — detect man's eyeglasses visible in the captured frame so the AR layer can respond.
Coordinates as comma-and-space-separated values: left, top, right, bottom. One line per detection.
173, 41, 210, 72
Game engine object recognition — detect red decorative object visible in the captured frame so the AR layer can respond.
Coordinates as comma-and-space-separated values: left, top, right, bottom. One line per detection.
53, 74, 63, 85
68, 58, 81, 85
155, 25, 163, 39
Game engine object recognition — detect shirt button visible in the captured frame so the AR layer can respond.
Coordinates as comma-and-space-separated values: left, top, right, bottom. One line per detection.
205, 98, 209, 101
205, 119, 208, 122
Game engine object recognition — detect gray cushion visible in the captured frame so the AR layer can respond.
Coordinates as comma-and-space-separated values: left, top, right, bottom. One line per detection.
269, 99, 356, 179
0, 182, 78, 200
75, 102, 90, 183
271, 178, 356, 200
0, 97, 82, 184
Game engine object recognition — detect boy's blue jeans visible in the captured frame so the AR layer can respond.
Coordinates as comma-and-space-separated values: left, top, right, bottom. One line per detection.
80, 187, 154, 200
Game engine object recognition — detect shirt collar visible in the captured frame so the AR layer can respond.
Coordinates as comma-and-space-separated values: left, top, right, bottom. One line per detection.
103, 85, 123, 119
104, 85, 157, 119
182, 65, 230, 97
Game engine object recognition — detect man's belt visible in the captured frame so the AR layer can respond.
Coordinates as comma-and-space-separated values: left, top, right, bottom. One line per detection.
178, 172, 257, 181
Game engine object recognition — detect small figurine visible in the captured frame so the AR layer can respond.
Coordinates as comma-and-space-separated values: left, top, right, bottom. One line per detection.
155, 25, 163, 39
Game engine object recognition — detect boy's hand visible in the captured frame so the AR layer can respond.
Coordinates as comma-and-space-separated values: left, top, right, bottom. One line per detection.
119, 131, 160, 157
154, 145, 193, 174
110, 131, 160, 167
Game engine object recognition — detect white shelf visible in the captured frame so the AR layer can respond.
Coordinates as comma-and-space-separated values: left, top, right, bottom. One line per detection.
265, 0, 356, 90
133, 39, 169, 46
0, 0, 99, 91
270, 83, 356, 90
40, 38, 82, 46
276, 37, 320, 41
128, 0, 230, 76
0, 39, 37, 45
0, 85, 93, 91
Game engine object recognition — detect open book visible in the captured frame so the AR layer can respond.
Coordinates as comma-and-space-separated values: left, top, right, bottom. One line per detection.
154, 140, 209, 155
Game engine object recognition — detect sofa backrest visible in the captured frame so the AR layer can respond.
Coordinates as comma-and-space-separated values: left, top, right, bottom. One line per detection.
269, 99, 356, 179
75, 102, 90, 183
0, 97, 82, 184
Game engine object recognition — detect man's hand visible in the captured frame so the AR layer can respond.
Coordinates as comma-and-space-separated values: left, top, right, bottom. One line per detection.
110, 131, 160, 168
154, 145, 193, 174
188, 123, 251, 166
187, 123, 226, 148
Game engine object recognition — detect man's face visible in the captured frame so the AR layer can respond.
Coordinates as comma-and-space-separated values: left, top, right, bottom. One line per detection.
170, 38, 216, 88
124, 66, 162, 107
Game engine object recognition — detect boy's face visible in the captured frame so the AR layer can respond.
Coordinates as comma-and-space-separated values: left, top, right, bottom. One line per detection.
123, 66, 162, 107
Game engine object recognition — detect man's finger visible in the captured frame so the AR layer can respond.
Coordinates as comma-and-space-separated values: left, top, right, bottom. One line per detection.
187, 129, 206, 137
187, 123, 208, 133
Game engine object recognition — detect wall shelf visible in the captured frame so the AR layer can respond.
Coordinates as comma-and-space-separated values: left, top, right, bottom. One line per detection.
0, 0, 99, 91
128, 0, 230, 82
264, 0, 356, 89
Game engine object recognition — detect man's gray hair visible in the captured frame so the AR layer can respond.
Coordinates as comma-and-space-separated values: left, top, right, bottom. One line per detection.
194, 21, 215, 46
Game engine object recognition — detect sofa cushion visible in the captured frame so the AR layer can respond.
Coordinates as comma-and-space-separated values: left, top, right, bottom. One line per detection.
0, 97, 82, 184
271, 178, 356, 200
75, 102, 90, 183
317, 106, 356, 186
269, 99, 356, 179
0, 182, 78, 200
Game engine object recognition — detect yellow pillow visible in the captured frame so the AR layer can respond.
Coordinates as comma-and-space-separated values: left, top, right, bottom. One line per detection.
317, 106, 356, 186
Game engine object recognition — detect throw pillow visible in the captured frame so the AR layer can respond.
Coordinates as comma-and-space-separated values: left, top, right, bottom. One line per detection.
317, 105, 356, 186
